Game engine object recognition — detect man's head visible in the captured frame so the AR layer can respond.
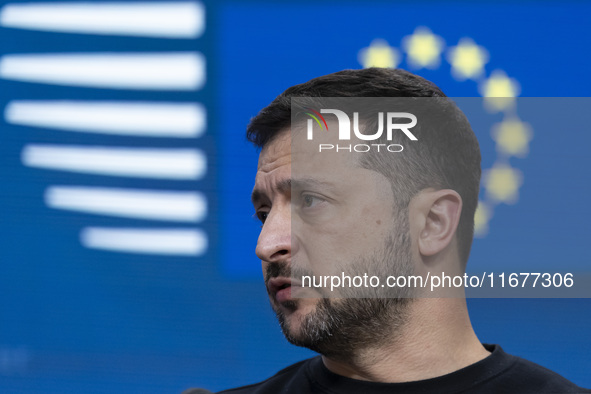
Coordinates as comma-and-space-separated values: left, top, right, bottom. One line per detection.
249, 68, 480, 265
248, 68, 481, 360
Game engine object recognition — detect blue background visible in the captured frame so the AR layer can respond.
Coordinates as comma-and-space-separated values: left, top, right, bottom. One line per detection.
1, 1, 590, 392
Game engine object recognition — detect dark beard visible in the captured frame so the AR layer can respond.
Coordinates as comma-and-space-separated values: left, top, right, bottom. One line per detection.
274, 296, 410, 363
267, 209, 414, 362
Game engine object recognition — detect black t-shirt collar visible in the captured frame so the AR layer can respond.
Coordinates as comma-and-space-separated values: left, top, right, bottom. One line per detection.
307, 344, 514, 394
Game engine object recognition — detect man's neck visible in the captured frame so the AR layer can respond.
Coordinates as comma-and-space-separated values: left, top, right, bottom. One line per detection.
321, 298, 490, 383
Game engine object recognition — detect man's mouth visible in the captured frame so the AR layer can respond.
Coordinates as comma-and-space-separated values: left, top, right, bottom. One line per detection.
268, 277, 302, 304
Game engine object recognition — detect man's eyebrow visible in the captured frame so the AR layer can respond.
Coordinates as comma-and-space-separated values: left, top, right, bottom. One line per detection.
291, 177, 337, 192
251, 179, 292, 206
251, 178, 337, 205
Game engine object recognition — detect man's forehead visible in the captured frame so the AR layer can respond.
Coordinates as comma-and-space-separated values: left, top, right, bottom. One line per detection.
257, 130, 291, 171
256, 127, 378, 186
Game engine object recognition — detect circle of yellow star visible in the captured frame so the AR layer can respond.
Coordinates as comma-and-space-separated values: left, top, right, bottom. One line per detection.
483, 163, 523, 204
447, 37, 489, 80
479, 69, 521, 112
491, 119, 533, 157
358, 39, 400, 69
356, 29, 529, 239
402, 26, 445, 69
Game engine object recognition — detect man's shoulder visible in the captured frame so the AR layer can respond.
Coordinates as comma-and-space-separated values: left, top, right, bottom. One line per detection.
216, 356, 317, 394
494, 353, 590, 393
211, 346, 590, 394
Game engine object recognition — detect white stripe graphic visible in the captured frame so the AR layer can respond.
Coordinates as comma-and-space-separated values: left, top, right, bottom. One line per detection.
45, 187, 206, 222
22, 145, 206, 180
5, 101, 206, 137
0, 52, 205, 90
0, 2, 205, 38
81, 227, 207, 256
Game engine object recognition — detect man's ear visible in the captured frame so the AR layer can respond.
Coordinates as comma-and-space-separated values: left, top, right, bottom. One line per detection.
413, 189, 463, 257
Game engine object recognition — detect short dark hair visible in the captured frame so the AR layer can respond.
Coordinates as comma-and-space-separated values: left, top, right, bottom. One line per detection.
247, 68, 481, 266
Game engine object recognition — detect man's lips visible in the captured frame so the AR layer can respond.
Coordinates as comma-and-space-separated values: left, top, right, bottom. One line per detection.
267, 277, 302, 303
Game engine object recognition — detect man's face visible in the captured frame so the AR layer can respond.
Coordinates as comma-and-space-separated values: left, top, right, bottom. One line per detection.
251, 129, 413, 358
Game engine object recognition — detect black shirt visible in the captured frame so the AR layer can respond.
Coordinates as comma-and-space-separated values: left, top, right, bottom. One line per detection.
217, 344, 589, 393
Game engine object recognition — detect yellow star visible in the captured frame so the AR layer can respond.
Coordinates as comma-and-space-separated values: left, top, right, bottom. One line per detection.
402, 26, 445, 69
447, 38, 489, 80
483, 163, 523, 204
474, 201, 492, 237
479, 70, 521, 112
358, 39, 400, 69
491, 119, 533, 157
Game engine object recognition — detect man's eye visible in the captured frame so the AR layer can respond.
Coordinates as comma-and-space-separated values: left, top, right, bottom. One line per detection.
302, 194, 324, 208
255, 211, 269, 224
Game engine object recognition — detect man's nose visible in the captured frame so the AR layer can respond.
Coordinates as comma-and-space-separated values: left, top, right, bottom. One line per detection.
255, 204, 291, 263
